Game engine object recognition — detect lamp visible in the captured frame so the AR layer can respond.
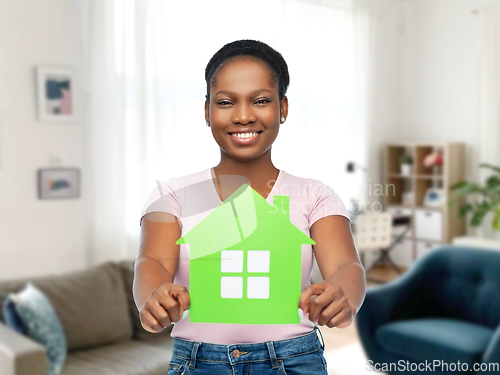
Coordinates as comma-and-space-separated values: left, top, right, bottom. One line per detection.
346, 161, 367, 173
346, 161, 368, 216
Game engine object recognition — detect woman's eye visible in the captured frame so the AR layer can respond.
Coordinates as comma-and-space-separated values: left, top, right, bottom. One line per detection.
218, 99, 269, 106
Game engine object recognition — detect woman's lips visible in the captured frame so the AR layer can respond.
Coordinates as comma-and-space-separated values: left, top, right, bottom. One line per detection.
228, 131, 262, 145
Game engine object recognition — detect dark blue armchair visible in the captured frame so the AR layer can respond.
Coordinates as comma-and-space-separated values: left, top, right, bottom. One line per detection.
356, 245, 500, 375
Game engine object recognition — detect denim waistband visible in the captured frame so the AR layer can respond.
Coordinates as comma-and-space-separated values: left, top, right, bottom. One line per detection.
171, 327, 325, 370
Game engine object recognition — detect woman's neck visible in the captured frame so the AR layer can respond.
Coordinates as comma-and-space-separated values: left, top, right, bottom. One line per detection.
212, 151, 279, 181
211, 151, 280, 201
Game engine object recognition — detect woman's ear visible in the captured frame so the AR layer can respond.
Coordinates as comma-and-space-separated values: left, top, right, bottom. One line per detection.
280, 96, 289, 120
204, 100, 209, 124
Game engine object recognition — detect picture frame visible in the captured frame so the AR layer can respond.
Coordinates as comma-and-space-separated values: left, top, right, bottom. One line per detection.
36, 66, 77, 123
38, 168, 80, 199
423, 188, 445, 207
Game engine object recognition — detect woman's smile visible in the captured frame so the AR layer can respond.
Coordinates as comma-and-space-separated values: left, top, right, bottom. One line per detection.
228, 130, 263, 145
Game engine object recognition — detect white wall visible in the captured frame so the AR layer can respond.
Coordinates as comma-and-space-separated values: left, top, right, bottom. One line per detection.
354, 0, 500, 203
0, 0, 87, 280
396, 0, 500, 243
354, 0, 404, 207
397, 0, 500, 186
354, 0, 500, 269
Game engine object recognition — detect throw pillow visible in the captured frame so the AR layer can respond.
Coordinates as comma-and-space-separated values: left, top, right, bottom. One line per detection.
6, 282, 67, 375
3, 297, 28, 335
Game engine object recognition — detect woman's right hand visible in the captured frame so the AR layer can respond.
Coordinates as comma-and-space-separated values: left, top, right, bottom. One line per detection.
139, 282, 191, 333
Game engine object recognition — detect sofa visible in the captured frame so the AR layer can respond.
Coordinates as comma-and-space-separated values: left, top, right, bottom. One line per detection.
356, 245, 500, 375
0, 260, 174, 375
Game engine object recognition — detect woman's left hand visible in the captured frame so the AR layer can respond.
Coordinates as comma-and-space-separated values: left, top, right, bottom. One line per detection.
298, 280, 355, 329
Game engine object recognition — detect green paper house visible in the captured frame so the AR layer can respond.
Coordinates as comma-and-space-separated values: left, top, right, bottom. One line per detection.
176, 183, 315, 325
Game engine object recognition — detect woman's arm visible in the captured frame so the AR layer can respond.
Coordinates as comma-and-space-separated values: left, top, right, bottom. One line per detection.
299, 215, 366, 328
133, 212, 190, 332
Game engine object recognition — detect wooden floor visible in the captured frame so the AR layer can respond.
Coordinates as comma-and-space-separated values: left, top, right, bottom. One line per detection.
318, 264, 406, 350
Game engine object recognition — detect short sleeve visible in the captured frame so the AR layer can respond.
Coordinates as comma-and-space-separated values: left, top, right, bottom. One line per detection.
307, 180, 351, 227
139, 179, 182, 226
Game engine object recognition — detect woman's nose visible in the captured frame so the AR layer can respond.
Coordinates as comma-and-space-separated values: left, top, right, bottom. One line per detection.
232, 103, 256, 124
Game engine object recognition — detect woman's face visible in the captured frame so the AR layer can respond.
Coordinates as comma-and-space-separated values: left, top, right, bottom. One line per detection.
205, 56, 288, 163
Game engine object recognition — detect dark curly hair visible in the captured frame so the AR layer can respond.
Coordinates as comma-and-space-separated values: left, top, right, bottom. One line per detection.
205, 39, 290, 103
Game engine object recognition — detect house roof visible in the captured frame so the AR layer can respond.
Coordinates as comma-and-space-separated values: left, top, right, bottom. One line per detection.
176, 183, 315, 260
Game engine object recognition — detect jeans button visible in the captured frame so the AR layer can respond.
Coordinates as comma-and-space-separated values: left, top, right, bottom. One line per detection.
232, 349, 240, 358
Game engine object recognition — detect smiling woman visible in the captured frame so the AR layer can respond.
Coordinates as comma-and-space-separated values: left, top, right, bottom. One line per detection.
206, 55, 286, 166
134, 39, 366, 375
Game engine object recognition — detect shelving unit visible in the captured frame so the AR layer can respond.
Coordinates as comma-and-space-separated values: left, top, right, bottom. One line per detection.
383, 142, 466, 267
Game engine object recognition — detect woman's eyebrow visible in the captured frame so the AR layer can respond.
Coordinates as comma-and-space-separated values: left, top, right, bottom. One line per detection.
214, 88, 273, 96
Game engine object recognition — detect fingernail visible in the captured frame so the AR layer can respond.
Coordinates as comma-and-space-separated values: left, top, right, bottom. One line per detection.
309, 320, 316, 327
182, 309, 190, 320
298, 308, 304, 320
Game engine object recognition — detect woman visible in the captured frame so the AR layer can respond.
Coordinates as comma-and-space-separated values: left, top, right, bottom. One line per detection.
134, 39, 366, 374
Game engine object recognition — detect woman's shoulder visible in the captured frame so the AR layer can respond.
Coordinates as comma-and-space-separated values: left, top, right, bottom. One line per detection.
160, 168, 211, 188
279, 170, 344, 206
141, 168, 213, 222
280, 170, 349, 223
280, 170, 335, 191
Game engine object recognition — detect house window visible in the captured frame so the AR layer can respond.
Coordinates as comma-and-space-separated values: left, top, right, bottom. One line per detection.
220, 250, 270, 299
220, 276, 243, 299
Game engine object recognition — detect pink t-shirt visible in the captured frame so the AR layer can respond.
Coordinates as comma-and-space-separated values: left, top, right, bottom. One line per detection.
139, 168, 350, 344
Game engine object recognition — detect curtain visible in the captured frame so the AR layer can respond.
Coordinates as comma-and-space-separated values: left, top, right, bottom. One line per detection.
78, 0, 378, 264
475, 6, 500, 240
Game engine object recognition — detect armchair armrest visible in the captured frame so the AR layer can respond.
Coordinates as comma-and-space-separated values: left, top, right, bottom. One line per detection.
480, 324, 500, 373
356, 279, 406, 336
355, 262, 426, 364
356, 259, 424, 330
0, 322, 46, 375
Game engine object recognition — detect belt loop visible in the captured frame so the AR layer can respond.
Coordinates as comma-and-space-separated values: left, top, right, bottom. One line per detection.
189, 341, 201, 369
266, 341, 279, 369
315, 326, 325, 350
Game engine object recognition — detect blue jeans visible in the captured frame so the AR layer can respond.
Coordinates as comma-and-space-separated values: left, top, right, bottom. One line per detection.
167, 327, 328, 375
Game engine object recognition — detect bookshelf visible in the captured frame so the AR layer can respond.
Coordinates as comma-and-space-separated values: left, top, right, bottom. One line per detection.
383, 142, 466, 267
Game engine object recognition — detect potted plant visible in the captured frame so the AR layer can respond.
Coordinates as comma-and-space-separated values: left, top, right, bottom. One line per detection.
423, 150, 443, 175
450, 163, 500, 231
399, 154, 413, 176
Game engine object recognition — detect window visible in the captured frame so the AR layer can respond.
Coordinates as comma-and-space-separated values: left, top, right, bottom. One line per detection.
220, 250, 270, 299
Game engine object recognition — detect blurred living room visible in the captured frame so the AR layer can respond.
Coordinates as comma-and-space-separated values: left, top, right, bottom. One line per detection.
2, 0, 500, 374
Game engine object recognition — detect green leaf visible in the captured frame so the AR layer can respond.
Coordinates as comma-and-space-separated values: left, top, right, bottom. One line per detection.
486, 175, 500, 189
399, 154, 412, 164
480, 200, 492, 210
493, 210, 500, 231
459, 183, 482, 195
459, 203, 473, 217
470, 211, 486, 227
451, 164, 500, 230
450, 181, 468, 190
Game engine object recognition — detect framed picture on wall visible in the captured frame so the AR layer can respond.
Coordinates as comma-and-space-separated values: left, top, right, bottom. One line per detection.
36, 66, 77, 123
38, 168, 80, 199
423, 188, 445, 208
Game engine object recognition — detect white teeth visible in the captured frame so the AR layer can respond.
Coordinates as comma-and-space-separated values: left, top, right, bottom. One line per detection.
232, 132, 258, 139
